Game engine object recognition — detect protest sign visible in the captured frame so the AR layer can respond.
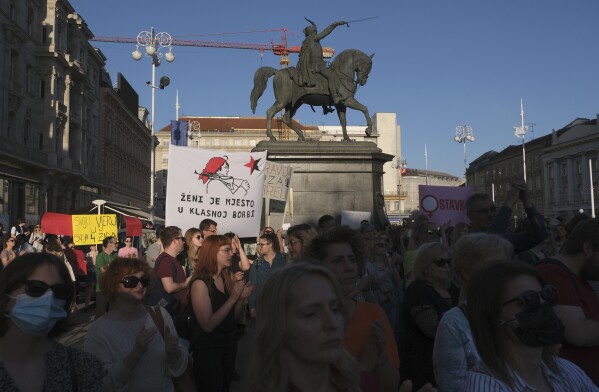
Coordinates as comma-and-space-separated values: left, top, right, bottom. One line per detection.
165, 146, 266, 237
340, 210, 371, 229
72, 214, 118, 246
263, 161, 293, 202
419, 185, 473, 226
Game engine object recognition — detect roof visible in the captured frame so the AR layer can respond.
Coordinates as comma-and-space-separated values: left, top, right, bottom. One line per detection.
157, 116, 319, 133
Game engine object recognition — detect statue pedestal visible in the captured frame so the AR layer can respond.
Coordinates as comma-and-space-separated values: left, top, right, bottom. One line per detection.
253, 141, 393, 228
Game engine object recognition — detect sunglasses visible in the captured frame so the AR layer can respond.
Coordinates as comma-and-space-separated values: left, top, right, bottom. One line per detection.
502, 285, 557, 311
124, 240, 131, 243
121, 275, 150, 289
24, 280, 71, 300
432, 258, 451, 267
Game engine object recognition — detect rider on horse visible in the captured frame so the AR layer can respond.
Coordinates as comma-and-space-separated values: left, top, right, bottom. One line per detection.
296, 18, 348, 109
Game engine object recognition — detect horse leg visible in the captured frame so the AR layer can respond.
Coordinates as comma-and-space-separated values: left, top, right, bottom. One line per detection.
343, 96, 374, 137
265, 101, 287, 141
336, 105, 351, 142
283, 103, 305, 141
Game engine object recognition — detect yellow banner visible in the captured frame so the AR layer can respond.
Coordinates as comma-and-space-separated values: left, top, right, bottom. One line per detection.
72, 214, 118, 246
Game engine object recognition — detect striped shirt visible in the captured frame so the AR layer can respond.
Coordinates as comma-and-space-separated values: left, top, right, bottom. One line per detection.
465, 357, 598, 391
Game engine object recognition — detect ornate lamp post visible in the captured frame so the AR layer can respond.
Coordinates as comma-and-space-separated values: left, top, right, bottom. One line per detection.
513, 99, 529, 183
132, 28, 175, 224
454, 125, 475, 186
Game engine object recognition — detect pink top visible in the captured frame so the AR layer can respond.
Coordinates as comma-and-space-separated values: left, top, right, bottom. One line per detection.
117, 247, 138, 258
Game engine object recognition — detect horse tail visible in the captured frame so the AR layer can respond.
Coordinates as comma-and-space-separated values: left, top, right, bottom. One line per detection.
250, 66, 277, 113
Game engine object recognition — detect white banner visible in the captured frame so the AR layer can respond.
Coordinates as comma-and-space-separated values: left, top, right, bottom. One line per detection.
165, 146, 267, 237
341, 210, 371, 229
263, 161, 293, 201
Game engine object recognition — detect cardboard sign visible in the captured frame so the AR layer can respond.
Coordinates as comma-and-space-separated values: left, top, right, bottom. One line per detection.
263, 161, 293, 202
419, 185, 473, 226
72, 214, 118, 246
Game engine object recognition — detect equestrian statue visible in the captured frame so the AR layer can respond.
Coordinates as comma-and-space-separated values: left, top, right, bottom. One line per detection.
250, 18, 375, 142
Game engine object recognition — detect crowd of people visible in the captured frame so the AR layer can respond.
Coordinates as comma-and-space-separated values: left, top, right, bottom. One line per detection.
1, 177, 599, 391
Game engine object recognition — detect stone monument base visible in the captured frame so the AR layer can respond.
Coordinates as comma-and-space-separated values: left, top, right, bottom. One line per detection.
253, 141, 393, 229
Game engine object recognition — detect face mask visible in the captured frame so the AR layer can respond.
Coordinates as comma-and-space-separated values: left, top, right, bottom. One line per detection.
7, 291, 67, 337
504, 302, 565, 347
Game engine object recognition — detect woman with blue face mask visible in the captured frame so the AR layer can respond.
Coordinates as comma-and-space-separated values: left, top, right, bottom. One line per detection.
0, 253, 106, 391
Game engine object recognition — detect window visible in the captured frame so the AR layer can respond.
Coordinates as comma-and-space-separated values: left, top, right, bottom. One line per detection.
7, 112, 16, 139
162, 171, 167, 178
40, 79, 45, 98
249, 139, 256, 147
234, 139, 242, 147
576, 160, 582, 174
204, 139, 213, 147
54, 76, 62, 102
38, 133, 43, 150
24, 120, 30, 146
162, 157, 168, 163
220, 139, 228, 146
213, 139, 219, 146
162, 185, 167, 195
548, 165, 554, 180
25, 66, 31, 93
27, 7, 34, 35
163, 141, 169, 146
193, 141, 199, 147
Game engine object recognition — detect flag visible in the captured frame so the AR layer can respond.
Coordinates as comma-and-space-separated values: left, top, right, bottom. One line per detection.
170, 120, 188, 146
165, 146, 267, 237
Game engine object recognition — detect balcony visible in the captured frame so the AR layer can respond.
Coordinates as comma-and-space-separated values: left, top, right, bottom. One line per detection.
0, 137, 48, 167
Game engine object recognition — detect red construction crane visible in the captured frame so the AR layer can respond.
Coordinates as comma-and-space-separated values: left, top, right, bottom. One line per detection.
90, 28, 334, 67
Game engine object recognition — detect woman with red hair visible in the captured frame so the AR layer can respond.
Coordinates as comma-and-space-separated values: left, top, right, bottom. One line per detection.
188, 235, 254, 391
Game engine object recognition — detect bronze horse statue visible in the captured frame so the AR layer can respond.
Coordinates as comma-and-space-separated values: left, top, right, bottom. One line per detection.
250, 49, 374, 141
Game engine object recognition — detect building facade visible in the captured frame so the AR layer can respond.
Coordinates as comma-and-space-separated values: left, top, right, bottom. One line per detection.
467, 117, 599, 220
0, 0, 152, 229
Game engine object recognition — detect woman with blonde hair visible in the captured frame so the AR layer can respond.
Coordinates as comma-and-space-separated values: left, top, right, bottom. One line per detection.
178, 227, 203, 276
400, 242, 458, 389
286, 223, 318, 262
432, 233, 513, 391
244, 262, 363, 392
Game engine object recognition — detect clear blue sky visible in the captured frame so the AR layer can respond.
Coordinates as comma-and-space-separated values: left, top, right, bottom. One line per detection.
71, 0, 599, 177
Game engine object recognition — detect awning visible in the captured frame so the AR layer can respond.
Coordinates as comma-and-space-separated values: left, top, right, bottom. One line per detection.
87, 202, 165, 226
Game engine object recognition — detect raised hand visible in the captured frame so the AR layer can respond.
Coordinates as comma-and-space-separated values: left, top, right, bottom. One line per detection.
134, 325, 158, 355
163, 326, 180, 359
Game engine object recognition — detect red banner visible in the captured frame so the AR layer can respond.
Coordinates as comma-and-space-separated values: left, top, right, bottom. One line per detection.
124, 216, 142, 236
41, 212, 73, 236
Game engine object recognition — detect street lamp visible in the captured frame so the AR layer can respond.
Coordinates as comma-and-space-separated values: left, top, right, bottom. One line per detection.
454, 125, 475, 186
513, 99, 529, 183
132, 27, 175, 224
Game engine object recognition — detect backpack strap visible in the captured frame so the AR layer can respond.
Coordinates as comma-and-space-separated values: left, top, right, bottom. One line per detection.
146, 305, 166, 338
